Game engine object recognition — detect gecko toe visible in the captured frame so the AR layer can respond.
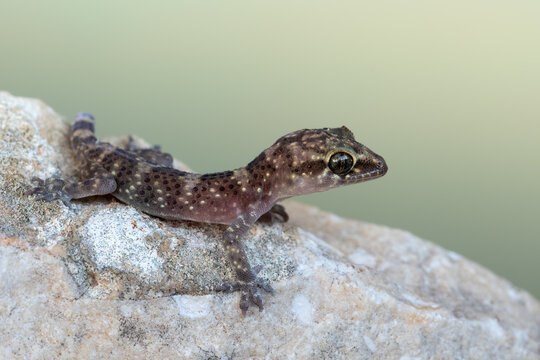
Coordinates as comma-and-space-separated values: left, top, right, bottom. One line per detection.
240, 292, 250, 317
258, 280, 274, 295
216, 281, 241, 292
27, 177, 72, 206
250, 288, 264, 312
217, 277, 273, 315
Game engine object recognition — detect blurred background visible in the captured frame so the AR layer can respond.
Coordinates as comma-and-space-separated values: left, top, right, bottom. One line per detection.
1, 1, 538, 299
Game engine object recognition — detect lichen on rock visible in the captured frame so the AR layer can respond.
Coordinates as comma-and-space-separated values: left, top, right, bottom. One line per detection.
0, 92, 538, 359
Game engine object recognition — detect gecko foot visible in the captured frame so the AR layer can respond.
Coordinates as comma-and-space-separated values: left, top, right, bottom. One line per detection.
126, 135, 173, 167
126, 135, 162, 152
26, 177, 73, 207
217, 274, 274, 316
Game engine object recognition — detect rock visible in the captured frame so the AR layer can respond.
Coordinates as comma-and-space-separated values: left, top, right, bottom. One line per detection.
0, 91, 538, 359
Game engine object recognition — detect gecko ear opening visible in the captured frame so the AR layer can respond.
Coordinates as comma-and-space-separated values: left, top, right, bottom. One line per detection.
328, 151, 355, 175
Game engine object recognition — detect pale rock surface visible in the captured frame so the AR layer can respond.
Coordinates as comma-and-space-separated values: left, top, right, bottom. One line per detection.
0, 92, 539, 359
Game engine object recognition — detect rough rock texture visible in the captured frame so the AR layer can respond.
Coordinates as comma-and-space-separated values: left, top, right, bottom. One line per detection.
0, 91, 539, 359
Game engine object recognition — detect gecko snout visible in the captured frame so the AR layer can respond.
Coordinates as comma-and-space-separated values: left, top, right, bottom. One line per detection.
374, 156, 387, 170
374, 155, 388, 176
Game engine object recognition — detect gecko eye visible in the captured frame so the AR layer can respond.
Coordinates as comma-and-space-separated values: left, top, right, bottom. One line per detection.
328, 151, 355, 175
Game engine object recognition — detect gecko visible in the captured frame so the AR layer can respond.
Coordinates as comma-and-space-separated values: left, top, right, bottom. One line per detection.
27, 113, 388, 316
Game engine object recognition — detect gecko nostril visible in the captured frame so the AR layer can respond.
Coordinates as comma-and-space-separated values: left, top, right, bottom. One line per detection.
374, 158, 387, 171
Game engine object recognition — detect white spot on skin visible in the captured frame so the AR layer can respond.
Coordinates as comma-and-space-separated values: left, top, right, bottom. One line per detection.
158, 197, 163, 202
186, 192, 192, 196
241, 187, 246, 192
157, 189, 163, 194
189, 206, 194, 210
210, 188, 216, 193
292, 294, 312, 324
257, 188, 262, 193
200, 200, 206, 205
154, 181, 159, 186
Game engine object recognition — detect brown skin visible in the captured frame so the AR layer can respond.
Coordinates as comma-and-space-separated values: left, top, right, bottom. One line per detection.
28, 113, 388, 316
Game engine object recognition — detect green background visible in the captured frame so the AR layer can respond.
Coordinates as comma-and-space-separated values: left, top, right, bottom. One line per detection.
1, 1, 538, 299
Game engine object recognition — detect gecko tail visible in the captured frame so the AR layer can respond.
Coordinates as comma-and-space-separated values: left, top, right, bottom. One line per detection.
71, 112, 97, 146
72, 112, 95, 132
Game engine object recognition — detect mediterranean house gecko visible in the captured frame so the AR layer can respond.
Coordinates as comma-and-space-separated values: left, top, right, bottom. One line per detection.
27, 113, 388, 316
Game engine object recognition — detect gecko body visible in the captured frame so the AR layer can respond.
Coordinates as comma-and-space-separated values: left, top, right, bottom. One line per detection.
28, 113, 388, 315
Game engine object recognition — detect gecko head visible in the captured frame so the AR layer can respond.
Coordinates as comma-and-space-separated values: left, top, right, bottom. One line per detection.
265, 126, 388, 198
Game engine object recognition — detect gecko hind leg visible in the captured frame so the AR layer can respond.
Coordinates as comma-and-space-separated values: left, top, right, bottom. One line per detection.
27, 165, 117, 207
126, 135, 173, 167
258, 204, 289, 224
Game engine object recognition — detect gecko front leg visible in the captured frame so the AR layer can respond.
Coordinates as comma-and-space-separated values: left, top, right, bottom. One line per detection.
218, 206, 274, 316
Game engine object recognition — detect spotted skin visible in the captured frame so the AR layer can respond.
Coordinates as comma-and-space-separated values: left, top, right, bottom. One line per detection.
27, 113, 388, 316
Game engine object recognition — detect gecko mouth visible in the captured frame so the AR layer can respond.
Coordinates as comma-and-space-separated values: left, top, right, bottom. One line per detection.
348, 155, 388, 182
